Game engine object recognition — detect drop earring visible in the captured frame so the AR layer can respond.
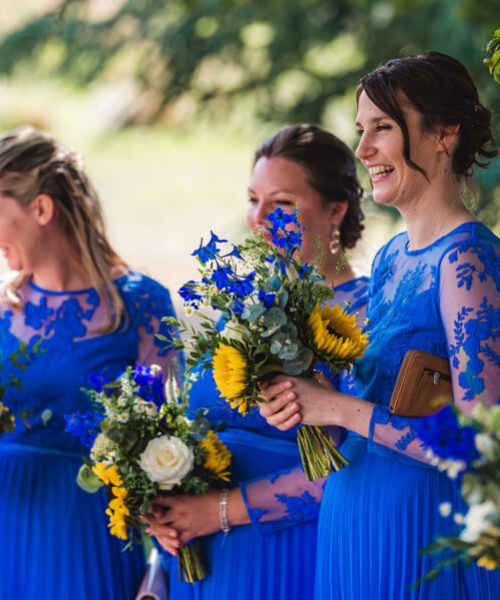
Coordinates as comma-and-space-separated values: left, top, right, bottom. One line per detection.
329, 226, 341, 255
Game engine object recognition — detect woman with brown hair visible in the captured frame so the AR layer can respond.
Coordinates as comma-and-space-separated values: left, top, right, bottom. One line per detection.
144, 123, 369, 600
0, 126, 180, 600
259, 53, 499, 598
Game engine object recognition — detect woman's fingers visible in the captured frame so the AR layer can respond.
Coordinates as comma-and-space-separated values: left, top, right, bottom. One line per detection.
258, 391, 298, 418
268, 408, 302, 430
258, 378, 294, 401
156, 535, 181, 556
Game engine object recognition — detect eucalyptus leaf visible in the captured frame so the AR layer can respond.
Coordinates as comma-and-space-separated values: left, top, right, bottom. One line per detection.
242, 304, 266, 323
278, 291, 289, 309
261, 307, 287, 337
283, 348, 314, 375
268, 275, 282, 291
277, 343, 300, 361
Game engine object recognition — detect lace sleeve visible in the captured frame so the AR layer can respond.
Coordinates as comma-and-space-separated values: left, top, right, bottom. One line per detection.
240, 466, 325, 534
128, 275, 183, 378
369, 237, 499, 464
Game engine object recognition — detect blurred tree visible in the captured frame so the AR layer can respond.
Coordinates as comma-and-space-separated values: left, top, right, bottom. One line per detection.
0, 0, 498, 223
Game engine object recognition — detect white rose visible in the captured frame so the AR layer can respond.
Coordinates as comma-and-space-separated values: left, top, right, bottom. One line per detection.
460, 500, 496, 543
139, 435, 193, 490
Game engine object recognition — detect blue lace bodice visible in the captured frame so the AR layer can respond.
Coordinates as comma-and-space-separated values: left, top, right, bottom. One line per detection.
0, 272, 179, 453
352, 222, 499, 464
187, 276, 369, 533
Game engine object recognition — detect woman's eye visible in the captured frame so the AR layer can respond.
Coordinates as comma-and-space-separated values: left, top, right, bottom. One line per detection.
356, 129, 364, 137
376, 124, 392, 132
275, 199, 294, 207
247, 196, 257, 204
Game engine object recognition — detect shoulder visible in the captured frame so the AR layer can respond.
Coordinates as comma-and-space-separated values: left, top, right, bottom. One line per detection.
116, 271, 173, 299
371, 231, 407, 274
436, 223, 499, 297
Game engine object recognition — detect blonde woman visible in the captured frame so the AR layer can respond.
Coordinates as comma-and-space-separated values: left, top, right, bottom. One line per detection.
0, 126, 180, 600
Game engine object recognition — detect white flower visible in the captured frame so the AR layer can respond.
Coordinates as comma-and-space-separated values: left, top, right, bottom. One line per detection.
116, 413, 129, 423
474, 433, 495, 459
454, 513, 465, 525
439, 502, 452, 517
90, 433, 115, 461
139, 435, 193, 490
133, 400, 157, 417
460, 501, 496, 543
425, 449, 466, 479
117, 396, 128, 408
149, 364, 162, 377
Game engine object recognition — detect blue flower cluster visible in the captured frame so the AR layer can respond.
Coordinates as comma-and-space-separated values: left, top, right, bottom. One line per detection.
64, 410, 104, 448
132, 363, 165, 407
415, 405, 479, 466
265, 208, 303, 254
192, 231, 227, 264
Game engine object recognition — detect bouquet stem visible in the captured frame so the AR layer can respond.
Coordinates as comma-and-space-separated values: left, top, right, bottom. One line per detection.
297, 425, 349, 480
178, 542, 207, 583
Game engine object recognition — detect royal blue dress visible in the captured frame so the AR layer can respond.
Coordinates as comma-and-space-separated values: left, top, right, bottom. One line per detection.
315, 223, 500, 599
0, 272, 180, 600
166, 277, 369, 600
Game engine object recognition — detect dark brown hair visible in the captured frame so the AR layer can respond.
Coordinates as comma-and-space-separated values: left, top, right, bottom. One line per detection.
358, 52, 497, 178
254, 124, 364, 249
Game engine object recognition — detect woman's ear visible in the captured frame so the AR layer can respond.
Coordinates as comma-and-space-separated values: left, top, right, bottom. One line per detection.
437, 124, 460, 156
30, 193, 56, 227
329, 201, 349, 227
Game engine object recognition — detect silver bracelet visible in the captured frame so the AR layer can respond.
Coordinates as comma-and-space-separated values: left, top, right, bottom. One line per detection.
219, 488, 231, 534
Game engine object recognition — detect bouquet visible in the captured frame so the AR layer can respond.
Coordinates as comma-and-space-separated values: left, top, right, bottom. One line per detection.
65, 364, 232, 583
165, 208, 368, 480
415, 402, 500, 580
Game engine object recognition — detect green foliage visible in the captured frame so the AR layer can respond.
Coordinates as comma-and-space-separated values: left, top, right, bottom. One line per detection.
0, 0, 498, 223
485, 29, 500, 84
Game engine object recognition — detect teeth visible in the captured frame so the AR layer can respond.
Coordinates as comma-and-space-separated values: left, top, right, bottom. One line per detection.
369, 165, 394, 177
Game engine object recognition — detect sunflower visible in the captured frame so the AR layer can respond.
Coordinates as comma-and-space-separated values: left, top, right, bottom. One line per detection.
92, 462, 122, 487
200, 430, 232, 482
213, 343, 250, 414
308, 303, 369, 362
104, 484, 130, 540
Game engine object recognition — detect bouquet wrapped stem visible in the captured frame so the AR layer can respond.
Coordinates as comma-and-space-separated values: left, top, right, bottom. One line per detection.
178, 543, 207, 583
297, 425, 349, 480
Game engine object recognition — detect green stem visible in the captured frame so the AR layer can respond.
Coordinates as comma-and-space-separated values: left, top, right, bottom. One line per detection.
178, 542, 207, 583
297, 425, 349, 481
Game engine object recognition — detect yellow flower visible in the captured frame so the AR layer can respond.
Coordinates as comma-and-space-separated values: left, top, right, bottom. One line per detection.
200, 431, 232, 481
213, 344, 249, 414
104, 483, 130, 540
477, 556, 498, 570
308, 304, 369, 362
92, 463, 122, 487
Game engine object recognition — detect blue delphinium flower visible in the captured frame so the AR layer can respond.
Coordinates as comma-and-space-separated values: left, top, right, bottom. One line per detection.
212, 265, 234, 292
415, 405, 479, 466
87, 372, 112, 393
64, 411, 104, 448
265, 208, 303, 254
229, 273, 255, 299
258, 290, 276, 308
178, 281, 202, 304
192, 231, 227, 264
132, 364, 164, 407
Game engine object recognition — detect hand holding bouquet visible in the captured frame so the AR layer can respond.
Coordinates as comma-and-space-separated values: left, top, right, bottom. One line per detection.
165, 209, 368, 480
65, 364, 232, 583
416, 402, 500, 579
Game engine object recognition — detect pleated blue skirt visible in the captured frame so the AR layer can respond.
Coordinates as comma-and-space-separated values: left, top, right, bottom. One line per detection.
315, 436, 500, 600
166, 428, 319, 600
0, 443, 145, 600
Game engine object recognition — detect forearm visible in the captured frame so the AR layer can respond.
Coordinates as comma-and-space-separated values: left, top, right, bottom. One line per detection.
227, 487, 251, 527
333, 393, 374, 439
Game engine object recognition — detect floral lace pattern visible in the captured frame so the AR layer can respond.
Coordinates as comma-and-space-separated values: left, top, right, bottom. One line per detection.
0, 272, 179, 451
357, 223, 499, 465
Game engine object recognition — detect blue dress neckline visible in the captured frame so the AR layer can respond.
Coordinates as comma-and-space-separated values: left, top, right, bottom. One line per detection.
28, 274, 128, 296
403, 221, 483, 256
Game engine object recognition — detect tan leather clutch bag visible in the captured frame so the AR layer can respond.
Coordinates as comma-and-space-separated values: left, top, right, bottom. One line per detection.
389, 350, 453, 417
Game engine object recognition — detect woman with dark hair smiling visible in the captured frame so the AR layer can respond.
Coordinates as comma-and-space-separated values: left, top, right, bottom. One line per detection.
259, 53, 499, 598
144, 124, 369, 600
